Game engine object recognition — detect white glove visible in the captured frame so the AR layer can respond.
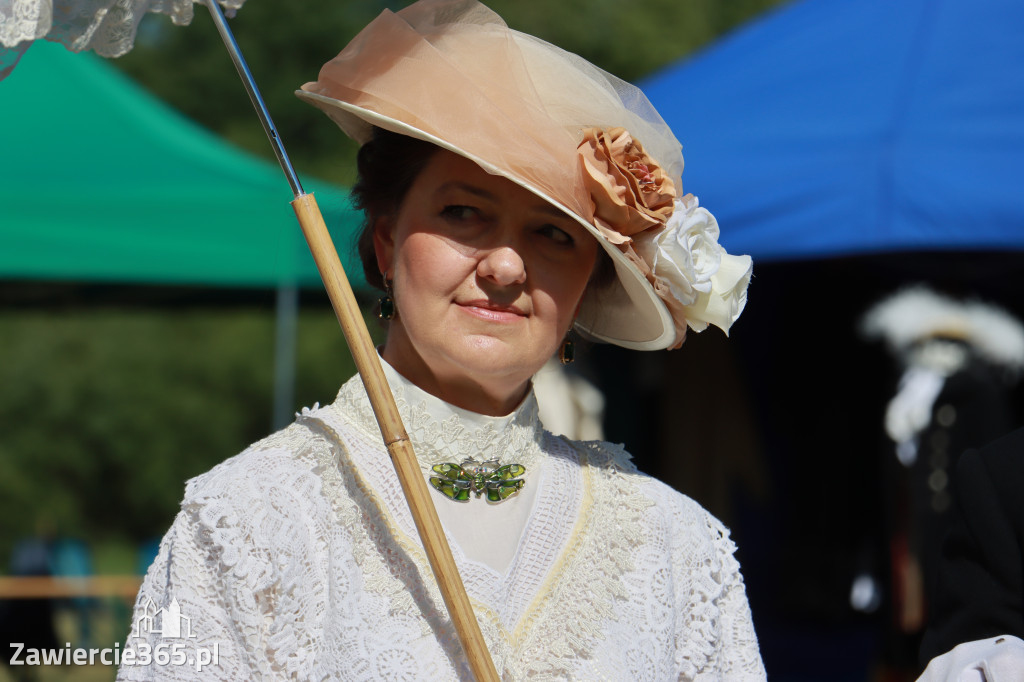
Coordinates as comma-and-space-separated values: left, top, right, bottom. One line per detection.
918, 635, 1024, 682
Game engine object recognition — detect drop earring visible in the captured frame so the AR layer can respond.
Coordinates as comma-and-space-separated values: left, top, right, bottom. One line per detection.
559, 336, 575, 365
378, 277, 396, 320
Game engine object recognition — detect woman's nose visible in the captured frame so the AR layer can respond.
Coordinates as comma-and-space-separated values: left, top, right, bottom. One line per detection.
477, 245, 527, 287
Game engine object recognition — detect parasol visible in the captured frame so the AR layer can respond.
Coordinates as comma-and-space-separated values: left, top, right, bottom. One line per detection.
0, 1, 499, 678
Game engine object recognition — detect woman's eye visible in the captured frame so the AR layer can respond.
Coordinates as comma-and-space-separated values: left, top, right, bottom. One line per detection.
441, 205, 478, 221
538, 224, 574, 246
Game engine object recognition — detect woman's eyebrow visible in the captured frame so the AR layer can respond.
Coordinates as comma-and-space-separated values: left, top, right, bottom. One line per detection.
438, 181, 573, 222
437, 181, 497, 202
536, 205, 575, 221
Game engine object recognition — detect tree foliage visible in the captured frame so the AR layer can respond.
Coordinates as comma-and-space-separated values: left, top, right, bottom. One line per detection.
112, 0, 787, 186
0, 305, 361, 563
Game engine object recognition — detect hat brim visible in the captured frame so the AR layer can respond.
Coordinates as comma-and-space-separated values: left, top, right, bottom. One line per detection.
297, 90, 676, 351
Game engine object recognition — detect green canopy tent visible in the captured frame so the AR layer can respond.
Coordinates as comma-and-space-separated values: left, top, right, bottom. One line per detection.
0, 40, 366, 425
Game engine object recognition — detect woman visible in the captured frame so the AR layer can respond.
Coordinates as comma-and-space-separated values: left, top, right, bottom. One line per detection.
118, 1, 763, 679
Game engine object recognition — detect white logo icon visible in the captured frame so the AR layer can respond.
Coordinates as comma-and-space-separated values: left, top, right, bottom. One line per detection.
131, 598, 196, 640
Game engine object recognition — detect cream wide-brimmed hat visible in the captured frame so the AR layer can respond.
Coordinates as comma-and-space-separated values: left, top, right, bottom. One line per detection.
297, 0, 751, 350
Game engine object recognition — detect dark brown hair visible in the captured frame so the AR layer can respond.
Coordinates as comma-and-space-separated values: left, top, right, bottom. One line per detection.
351, 128, 441, 291
350, 127, 616, 294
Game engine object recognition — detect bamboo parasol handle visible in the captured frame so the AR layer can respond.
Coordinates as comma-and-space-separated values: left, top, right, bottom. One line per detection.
292, 195, 500, 682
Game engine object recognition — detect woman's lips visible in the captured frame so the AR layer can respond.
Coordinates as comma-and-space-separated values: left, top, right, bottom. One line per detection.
457, 299, 527, 322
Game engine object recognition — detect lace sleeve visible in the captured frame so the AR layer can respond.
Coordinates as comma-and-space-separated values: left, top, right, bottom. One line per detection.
116, 510, 254, 680
695, 511, 766, 681
116, 435, 331, 680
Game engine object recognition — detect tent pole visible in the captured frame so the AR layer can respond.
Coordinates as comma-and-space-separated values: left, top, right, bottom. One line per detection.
201, 3, 499, 679
272, 284, 298, 431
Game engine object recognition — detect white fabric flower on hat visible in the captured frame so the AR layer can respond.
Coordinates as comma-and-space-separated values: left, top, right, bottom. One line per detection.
685, 249, 753, 334
634, 195, 722, 306
633, 195, 752, 335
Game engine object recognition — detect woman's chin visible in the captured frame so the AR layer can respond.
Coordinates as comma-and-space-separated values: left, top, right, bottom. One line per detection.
443, 335, 547, 384
389, 320, 556, 399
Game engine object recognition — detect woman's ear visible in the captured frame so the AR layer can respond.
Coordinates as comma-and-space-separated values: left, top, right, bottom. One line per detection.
372, 216, 395, 277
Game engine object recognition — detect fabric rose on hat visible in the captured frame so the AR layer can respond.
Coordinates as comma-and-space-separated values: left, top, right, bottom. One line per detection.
684, 248, 752, 334
634, 194, 721, 306
578, 127, 751, 349
578, 127, 677, 244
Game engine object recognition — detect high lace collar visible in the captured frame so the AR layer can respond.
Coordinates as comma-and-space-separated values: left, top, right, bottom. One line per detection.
331, 358, 545, 473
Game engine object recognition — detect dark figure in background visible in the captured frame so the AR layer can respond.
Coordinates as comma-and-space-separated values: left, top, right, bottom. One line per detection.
894, 343, 1016, 626
861, 287, 1024, 677
51, 537, 95, 648
917, 427, 1024, 680
0, 530, 59, 682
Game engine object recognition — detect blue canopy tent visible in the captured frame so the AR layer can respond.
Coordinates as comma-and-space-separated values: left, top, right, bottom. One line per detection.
641, 0, 1024, 262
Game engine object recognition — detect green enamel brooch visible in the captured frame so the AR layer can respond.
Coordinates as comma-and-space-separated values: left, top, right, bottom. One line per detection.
428, 458, 526, 503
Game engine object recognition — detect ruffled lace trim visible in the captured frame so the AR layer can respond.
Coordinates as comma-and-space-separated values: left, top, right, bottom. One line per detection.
1, 0, 245, 56
515, 440, 654, 678
333, 371, 544, 472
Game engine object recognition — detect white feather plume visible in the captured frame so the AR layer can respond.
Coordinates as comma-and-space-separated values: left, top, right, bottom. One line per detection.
861, 285, 1024, 370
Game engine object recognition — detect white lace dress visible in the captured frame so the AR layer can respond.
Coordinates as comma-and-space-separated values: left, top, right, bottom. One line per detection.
118, 362, 766, 681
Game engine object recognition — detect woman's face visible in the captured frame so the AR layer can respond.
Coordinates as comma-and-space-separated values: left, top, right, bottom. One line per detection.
375, 149, 599, 415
